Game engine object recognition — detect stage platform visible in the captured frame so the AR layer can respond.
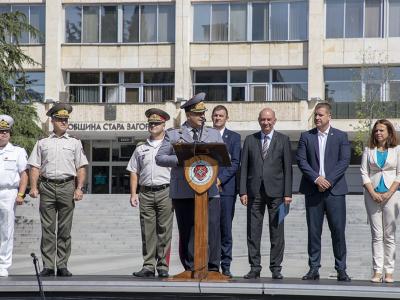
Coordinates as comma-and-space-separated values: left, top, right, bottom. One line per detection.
1, 276, 400, 299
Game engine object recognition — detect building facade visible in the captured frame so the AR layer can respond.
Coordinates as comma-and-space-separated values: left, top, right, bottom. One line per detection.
4, 0, 400, 193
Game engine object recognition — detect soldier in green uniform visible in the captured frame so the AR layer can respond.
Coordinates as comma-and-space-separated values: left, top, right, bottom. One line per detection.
28, 103, 88, 277
127, 108, 173, 278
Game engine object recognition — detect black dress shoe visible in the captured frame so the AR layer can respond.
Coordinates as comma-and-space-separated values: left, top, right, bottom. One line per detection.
272, 271, 283, 279
222, 269, 233, 278
157, 270, 169, 278
302, 269, 320, 280
244, 270, 260, 279
133, 268, 155, 278
337, 270, 351, 282
57, 268, 72, 277
40, 268, 55, 276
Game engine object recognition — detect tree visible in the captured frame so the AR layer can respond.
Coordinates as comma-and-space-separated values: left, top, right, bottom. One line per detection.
351, 50, 390, 156
0, 99, 43, 152
0, 11, 44, 153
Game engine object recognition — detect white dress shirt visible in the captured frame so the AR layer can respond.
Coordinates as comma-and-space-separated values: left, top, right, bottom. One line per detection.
317, 126, 330, 178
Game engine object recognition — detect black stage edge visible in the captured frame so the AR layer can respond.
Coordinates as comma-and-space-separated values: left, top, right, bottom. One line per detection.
1, 276, 400, 299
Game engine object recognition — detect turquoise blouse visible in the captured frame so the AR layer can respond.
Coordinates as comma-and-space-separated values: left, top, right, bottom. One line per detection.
375, 150, 389, 193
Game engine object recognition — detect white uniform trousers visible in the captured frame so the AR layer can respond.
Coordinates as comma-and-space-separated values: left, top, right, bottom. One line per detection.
0, 189, 17, 270
364, 191, 400, 274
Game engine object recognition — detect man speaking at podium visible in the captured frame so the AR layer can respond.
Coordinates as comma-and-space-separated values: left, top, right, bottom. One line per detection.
156, 92, 224, 273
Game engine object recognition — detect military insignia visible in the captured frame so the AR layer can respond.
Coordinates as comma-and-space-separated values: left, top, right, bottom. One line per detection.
188, 159, 213, 185
54, 109, 70, 118
194, 165, 208, 181
0, 120, 9, 129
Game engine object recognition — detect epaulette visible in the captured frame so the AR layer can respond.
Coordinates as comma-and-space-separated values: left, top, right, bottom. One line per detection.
167, 127, 176, 132
136, 141, 146, 147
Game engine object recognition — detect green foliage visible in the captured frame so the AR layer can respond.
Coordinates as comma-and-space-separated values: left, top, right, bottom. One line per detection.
351, 50, 389, 156
0, 11, 44, 153
0, 11, 40, 100
0, 99, 43, 154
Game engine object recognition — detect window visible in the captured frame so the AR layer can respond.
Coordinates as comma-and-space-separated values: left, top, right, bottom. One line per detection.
193, 3, 247, 42
66, 6, 82, 43
12, 72, 45, 102
211, 4, 228, 41
101, 6, 118, 43
325, 0, 383, 38
272, 69, 308, 101
0, 5, 45, 44
252, 1, 308, 42
65, 4, 175, 43
193, 69, 307, 102
389, 67, 400, 101
325, 68, 362, 102
270, 2, 288, 40
389, 0, 400, 37
252, 3, 269, 41
67, 71, 174, 103
123, 5, 139, 42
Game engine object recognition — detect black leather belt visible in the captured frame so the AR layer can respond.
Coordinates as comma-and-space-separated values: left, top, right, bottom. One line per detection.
140, 184, 170, 192
40, 176, 75, 184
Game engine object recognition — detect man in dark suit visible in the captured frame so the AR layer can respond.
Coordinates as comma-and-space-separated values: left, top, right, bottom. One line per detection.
296, 102, 351, 282
240, 108, 292, 279
212, 105, 241, 278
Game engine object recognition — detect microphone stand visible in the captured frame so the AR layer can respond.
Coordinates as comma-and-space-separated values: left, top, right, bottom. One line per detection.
31, 253, 46, 300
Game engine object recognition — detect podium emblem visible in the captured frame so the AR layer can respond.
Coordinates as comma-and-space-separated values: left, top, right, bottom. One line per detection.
189, 160, 213, 185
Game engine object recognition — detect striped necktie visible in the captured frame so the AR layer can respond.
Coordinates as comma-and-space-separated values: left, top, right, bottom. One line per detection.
262, 135, 270, 159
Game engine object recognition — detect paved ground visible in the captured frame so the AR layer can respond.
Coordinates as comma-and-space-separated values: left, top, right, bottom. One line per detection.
9, 194, 400, 281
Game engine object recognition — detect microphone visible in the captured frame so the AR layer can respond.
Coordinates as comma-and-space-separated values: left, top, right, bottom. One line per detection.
199, 117, 206, 142
30, 252, 46, 300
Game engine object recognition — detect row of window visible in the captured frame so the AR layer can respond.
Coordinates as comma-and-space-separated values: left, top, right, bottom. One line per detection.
65, 4, 175, 44
326, 0, 400, 38
0, 5, 45, 44
67, 71, 174, 103
4, 1, 400, 46
13, 66, 400, 104
193, 70, 308, 102
193, 1, 308, 42
325, 67, 400, 102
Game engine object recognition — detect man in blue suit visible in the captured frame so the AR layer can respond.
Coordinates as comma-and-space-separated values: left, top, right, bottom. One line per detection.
296, 102, 351, 282
156, 93, 224, 273
212, 105, 241, 278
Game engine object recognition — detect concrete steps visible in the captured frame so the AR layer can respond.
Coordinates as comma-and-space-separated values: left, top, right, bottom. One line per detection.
11, 194, 400, 280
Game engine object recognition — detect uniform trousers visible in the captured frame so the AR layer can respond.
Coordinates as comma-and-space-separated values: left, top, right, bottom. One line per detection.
247, 185, 284, 273
39, 180, 75, 269
364, 191, 400, 274
0, 189, 17, 270
139, 187, 173, 272
173, 197, 221, 271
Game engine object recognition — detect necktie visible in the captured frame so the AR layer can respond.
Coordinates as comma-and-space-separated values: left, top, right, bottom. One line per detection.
192, 128, 199, 141
262, 135, 269, 159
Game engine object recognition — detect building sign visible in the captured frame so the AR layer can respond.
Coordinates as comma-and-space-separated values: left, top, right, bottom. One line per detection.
68, 122, 148, 131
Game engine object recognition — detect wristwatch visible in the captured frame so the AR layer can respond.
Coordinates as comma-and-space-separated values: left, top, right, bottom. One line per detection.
17, 192, 25, 198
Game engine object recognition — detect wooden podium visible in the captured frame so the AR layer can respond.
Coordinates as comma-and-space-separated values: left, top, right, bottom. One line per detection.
171, 142, 231, 281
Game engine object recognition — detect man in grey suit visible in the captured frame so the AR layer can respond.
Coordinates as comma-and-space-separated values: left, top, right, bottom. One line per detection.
156, 92, 224, 273
240, 108, 292, 279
